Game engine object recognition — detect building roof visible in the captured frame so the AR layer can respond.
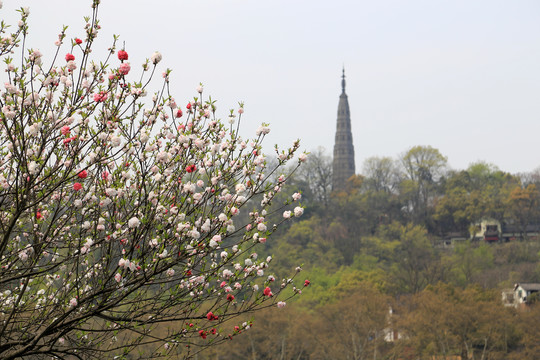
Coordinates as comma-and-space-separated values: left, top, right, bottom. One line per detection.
515, 283, 540, 291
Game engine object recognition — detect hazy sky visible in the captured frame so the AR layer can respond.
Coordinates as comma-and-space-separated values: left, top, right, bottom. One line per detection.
3, 1, 540, 174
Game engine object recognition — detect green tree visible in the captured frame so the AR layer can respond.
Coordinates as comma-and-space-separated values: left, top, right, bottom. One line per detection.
314, 283, 393, 360
385, 223, 446, 293
362, 156, 401, 194
295, 146, 333, 209
434, 163, 520, 237
505, 184, 540, 239
398, 284, 519, 359
399, 146, 448, 228
433, 171, 473, 236
449, 243, 494, 286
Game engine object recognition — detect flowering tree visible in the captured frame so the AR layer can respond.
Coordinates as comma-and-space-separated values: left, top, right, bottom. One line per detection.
0, 2, 307, 358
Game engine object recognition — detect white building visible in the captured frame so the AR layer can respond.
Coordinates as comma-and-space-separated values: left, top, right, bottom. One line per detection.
502, 283, 540, 307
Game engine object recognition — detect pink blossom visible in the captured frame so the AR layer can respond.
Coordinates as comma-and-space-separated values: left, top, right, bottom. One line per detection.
277, 301, 286, 308
128, 217, 140, 228
255, 125, 270, 136
119, 62, 131, 75
66, 61, 77, 71
61, 126, 70, 136
93, 91, 108, 103
150, 51, 162, 64
115, 273, 122, 282
69, 297, 78, 307
283, 211, 291, 219
18, 251, 28, 261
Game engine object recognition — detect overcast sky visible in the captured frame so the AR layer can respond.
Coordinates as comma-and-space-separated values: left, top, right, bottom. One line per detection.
4, 0, 540, 174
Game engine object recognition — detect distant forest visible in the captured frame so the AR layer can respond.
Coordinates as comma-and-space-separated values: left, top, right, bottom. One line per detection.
186, 145, 540, 359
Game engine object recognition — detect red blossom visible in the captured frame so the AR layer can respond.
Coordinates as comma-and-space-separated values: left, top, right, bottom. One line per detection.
65, 53, 75, 61
199, 330, 207, 339
36, 211, 43, 220
186, 103, 191, 110
73, 182, 82, 191
227, 294, 235, 302
77, 170, 88, 179
75, 38, 83, 45
176, 109, 183, 118
206, 312, 218, 321
304, 279, 310, 287
185, 164, 196, 173
117, 50, 129, 61
263, 286, 273, 297
210, 328, 217, 335
61, 126, 70, 136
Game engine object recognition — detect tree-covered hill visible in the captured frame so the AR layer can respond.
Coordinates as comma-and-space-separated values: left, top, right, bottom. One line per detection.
199, 145, 540, 359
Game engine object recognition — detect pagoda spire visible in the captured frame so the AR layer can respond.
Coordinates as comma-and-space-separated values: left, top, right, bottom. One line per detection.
341, 66, 346, 93
332, 67, 356, 190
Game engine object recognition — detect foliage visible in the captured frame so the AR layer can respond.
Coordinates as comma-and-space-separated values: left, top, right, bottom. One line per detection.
396, 284, 520, 359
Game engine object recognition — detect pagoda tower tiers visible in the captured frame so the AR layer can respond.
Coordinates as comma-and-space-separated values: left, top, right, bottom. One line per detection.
332, 68, 356, 190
